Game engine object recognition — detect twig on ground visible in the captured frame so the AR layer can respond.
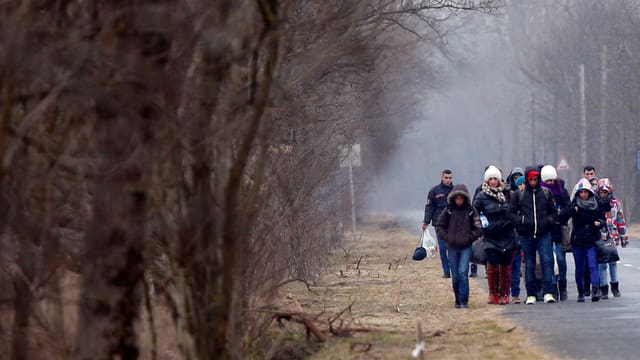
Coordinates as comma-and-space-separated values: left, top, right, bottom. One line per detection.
394, 280, 403, 312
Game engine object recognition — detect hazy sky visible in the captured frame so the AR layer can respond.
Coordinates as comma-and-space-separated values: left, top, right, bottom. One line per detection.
366, 9, 527, 214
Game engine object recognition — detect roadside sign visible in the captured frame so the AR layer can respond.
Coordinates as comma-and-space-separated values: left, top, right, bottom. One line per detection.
339, 144, 361, 168
557, 157, 570, 171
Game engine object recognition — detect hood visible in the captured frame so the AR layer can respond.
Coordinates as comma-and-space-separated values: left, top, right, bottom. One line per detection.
507, 167, 524, 181
506, 166, 524, 188
447, 184, 472, 206
574, 178, 594, 197
523, 166, 541, 189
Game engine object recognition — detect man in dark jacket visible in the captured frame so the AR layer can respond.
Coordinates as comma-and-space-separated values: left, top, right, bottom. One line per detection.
509, 166, 558, 304
422, 169, 454, 278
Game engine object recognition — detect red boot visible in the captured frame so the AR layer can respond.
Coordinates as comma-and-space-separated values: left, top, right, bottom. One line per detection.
498, 264, 512, 305
487, 264, 499, 304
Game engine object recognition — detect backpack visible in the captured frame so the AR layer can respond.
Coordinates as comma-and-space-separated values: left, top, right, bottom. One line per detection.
518, 186, 552, 203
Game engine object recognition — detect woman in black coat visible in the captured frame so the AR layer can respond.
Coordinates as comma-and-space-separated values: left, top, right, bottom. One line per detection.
473, 166, 517, 305
560, 178, 606, 302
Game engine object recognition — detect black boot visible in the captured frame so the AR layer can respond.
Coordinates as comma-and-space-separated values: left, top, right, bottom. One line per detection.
591, 285, 600, 302
600, 285, 609, 300
584, 284, 591, 297
536, 279, 543, 301
454, 281, 461, 308
577, 292, 585, 302
558, 280, 568, 302
611, 281, 621, 297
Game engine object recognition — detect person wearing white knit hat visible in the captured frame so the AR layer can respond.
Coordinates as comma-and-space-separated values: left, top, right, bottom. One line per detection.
483, 165, 502, 182
474, 165, 517, 305
540, 165, 571, 301
540, 165, 558, 182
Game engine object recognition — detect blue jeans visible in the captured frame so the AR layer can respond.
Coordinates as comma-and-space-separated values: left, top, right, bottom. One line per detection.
447, 246, 472, 303
554, 242, 567, 282
572, 246, 599, 293
521, 233, 554, 296
438, 237, 450, 276
599, 262, 618, 285
511, 250, 522, 297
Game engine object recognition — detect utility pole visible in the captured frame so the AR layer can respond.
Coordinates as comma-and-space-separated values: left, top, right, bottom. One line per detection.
600, 45, 608, 172
339, 144, 361, 239
579, 64, 587, 167
531, 91, 535, 164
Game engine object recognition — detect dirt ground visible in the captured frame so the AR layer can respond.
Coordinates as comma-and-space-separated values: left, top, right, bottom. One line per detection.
278, 214, 560, 360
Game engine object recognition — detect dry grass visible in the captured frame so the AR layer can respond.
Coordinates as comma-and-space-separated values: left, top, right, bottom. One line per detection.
277, 213, 560, 359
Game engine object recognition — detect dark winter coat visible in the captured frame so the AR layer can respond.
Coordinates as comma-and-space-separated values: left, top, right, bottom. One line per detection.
508, 166, 558, 238
423, 181, 454, 226
436, 184, 482, 250
560, 190, 606, 248
473, 184, 516, 252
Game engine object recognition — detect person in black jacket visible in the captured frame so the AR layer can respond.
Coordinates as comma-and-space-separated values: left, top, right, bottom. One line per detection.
437, 184, 482, 308
560, 178, 607, 302
422, 169, 454, 278
473, 166, 517, 305
509, 166, 558, 305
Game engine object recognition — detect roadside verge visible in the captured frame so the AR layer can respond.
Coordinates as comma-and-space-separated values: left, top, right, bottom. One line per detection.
277, 214, 558, 359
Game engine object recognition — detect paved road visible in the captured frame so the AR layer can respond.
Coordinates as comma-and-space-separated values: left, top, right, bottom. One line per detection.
499, 238, 640, 360
392, 209, 640, 359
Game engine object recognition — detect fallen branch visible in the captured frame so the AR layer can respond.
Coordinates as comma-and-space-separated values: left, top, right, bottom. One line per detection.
273, 312, 327, 342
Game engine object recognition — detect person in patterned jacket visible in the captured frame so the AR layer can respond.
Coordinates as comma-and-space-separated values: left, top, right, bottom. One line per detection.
597, 178, 629, 298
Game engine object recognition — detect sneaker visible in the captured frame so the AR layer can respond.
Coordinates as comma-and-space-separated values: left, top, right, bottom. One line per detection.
525, 296, 536, 305
543, 293, 556, 303
512, 296, 521, 304
461, 303, 469, 308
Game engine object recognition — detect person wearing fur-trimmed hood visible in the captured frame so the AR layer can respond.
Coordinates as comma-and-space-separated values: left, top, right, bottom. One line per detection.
437, 184, 482, 308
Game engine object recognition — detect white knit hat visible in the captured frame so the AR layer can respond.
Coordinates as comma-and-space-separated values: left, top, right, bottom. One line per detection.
483, 165, 502, 182
540, 165, 557, 181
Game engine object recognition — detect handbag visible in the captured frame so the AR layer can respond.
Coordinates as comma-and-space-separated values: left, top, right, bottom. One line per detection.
470, 237, 487, 265
596, 231, 620, 264
412, 230, 427, 261
561, 219, 573, 253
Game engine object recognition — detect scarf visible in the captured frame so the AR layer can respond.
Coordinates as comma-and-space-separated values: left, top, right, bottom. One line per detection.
481, 182, 506, 203
576, 195, 598, 211
540, 180, 562, 196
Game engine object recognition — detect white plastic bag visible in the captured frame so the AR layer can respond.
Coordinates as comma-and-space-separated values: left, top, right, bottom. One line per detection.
422, 228, 437, 258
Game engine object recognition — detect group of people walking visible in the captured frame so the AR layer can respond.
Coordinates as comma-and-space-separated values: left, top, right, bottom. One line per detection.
422, 164, 629, 308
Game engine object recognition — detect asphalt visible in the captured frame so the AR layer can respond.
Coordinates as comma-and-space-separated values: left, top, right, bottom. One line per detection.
497, 238, 640, 360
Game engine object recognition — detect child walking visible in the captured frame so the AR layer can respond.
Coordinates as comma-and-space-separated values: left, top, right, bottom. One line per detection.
437, 184, 483, 308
